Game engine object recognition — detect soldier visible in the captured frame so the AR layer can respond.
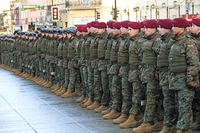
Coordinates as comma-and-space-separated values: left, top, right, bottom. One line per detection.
188, 18, 200, 129
61, 27, 80, 98
103, 22, 122, 119
101, 21, 114, 115
111, 20, 131, 124
119, 21, 145, 128
167, 18, 199, 133
133, 20, 162, 133
76, 26, 89, 103
156, 19, 175, 133
57, 28, 70, 96
87, 22, 108, 110
54, 29, 67, 96
81, 21, 98, 108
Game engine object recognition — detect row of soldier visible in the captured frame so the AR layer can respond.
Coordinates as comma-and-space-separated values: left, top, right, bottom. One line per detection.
0, 17, 200, 133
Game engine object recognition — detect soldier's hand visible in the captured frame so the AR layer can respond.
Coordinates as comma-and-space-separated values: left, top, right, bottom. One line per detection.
73, 64, 78, 68
168, 76, 170, 83
155, 72, 159, 80
187, 81, 197, 88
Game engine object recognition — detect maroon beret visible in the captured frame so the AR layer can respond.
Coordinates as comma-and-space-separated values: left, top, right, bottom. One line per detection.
192, 18, 200, 27
107, 21, 115, 28
77, 26, 82, 32
173, 18, 189, 28
87, 23, 92, 28
112, 22, 121, 29
144, 19, 158, 28
158, 19, 173, 29
82, 26, 88, 32
91, 21, 99, 28
97, 22, 107, 29
121, 20, 130, 28
128, 22, 141, 29
140, 22, 144, 28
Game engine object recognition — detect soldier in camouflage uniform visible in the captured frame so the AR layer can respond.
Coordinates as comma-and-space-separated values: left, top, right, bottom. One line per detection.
112, 21, 131, 124
79, 25, 92, 106
156, 19, 175, 133
101, 21, 114, 115
61, 27, 81, 98
168, 18, 199, 133
76, 26, 89, 103
81, 22, 98, 108
190, 18, 200, 129
133, 20, 163, 133
103, 22, 122, 119
120, 21, 145, 128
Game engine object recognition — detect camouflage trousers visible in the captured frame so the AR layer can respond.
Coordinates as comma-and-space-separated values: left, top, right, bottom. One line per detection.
169, 72, 195, 130
93, 60, 109, 105
88, 62, 94, 98
142, 65, 163, 123
192, 75, 200, 123
110, 63, 122, 112
119, 65, 132, 114
129, 68, 145, 117
160, 71, 176, 127
80, 65, 88, 97
107, 64, 113, 107
67, 60, 81, 92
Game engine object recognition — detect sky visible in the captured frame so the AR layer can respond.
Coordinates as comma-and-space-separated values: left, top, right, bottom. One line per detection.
0, 0, 10, 12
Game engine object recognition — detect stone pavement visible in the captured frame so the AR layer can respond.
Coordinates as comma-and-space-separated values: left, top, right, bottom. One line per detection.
0, 68, 199, 133
0, 68, 133, 133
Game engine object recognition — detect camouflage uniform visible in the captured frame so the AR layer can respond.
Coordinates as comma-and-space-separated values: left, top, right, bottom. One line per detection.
157, 31, 174, 127
190, 33, 200, 124
141, 32, 162, 123
97, 32, 109, 106
109, 34, 122, 112
67, 36, 80, 92
128, 32, 145, 117
118, 34, 132, 114
105, 33, 113, 107
168, 31, 199, 130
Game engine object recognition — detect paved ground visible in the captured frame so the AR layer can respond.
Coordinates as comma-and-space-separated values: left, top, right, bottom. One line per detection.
0, 68, 199, 133
0, 68, 135, 133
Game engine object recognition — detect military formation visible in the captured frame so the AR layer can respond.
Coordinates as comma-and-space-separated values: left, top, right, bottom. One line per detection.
0, 17, 200, 133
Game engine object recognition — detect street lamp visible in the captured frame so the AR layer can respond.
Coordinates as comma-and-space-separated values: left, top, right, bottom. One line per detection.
133, 7, 139, 21
124, 9, 130, 20
162, 0, 169, 18
150, 4, 155, 19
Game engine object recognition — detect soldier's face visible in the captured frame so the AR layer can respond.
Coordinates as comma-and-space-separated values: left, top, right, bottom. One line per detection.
128, 28, 139, 37
158, 27, 170, 36
107, 28, 112, 34
141, 28, 145, 33
145, 28, 156, 36
172, 27, 184, 34
98, 29, 105, 34
67, 33, 72, 38
120, 27, 128, 34
191, 24, 200, 34
113, 29, 120, 35
76, 31, 81, 36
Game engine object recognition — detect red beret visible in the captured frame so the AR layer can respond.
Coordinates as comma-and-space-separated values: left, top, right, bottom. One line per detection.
121, 20, 130, 28
144, 19, 158, 28
112, 22, 121, 29
187, 21, 192, 27
192, 18, 200, 27
128, 22, 141, 29
82, 26, 88, 32
96, 22, 107, 29
158, 19, 173, 29
87, 23, 92, 28
107, 21, 115, 28
140, 22, 144, 28
77, 26, 82, 32
173, 18, 189, 28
